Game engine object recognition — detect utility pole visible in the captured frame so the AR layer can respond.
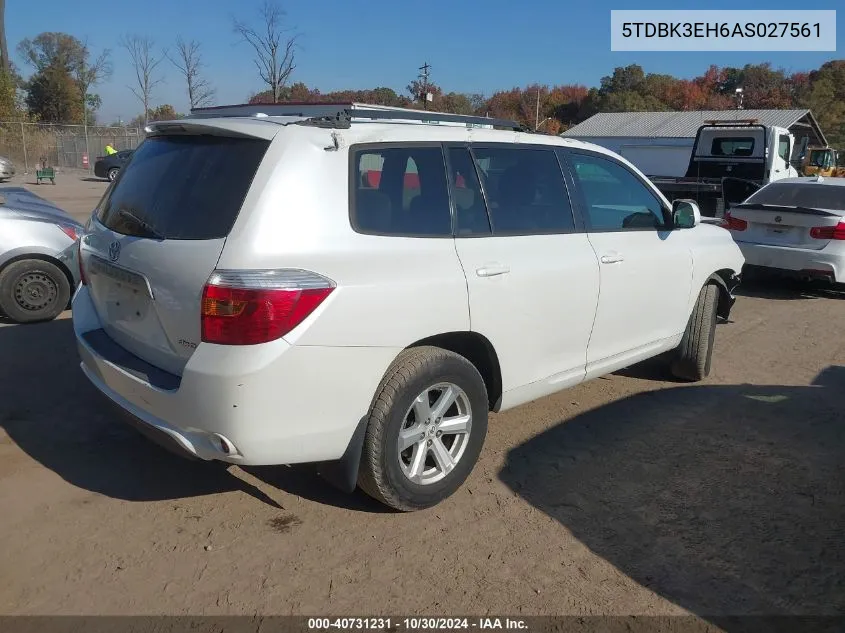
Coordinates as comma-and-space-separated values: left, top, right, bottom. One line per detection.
418, 62, 431, 110
535, 87, 540, 130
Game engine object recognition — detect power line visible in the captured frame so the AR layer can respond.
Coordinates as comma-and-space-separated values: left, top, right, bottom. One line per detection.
418, 62, 431, 110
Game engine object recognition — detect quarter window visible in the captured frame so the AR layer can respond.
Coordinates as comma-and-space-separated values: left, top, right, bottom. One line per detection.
351, 146, 452, 237
470, 147, 575, 235
569, 153, 667, 231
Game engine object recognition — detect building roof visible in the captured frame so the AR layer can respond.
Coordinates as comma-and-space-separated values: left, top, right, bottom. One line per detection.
562, 109, 827, 146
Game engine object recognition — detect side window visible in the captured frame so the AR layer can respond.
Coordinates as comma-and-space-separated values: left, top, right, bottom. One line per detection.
569, 152, 667, 232
470, 147, 575, 235
351, 146, 452, 237
446, 147, 490, 236
778, 135, 791, 164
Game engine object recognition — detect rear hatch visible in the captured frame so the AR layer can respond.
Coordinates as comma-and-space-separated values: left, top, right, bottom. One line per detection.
80, 122, 274, 376
728, 181, 845, 250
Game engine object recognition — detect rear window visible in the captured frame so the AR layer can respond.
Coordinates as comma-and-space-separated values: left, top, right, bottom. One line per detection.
96, 135, 270, 240
744, 183, 845, 211
711, 137, 755, 157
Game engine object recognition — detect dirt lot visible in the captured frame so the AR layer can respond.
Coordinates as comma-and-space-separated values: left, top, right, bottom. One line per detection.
1, 174, 843, 623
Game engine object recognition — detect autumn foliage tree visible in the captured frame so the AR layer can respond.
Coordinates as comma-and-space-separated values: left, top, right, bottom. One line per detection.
17, 32, 108, 123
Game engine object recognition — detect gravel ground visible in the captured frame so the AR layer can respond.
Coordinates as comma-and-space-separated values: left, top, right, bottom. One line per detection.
1, 174, 843, 625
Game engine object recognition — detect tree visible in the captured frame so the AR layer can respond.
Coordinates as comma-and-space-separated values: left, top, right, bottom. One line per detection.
148, 104, 180, 121
0, 66, 20, 119
72, 39, 111, 132
24, 68, 80, 122
120, 34, 166, 126
167, 37, 215, 110
802, 61, 845, 147
596, 64, 668, 112
440, 92, 473, 115
735, 63, 793, 109
233, 1, 298, 103
128, 104, 182, 128
18, 32, 90, 122
0, 0, 8, 74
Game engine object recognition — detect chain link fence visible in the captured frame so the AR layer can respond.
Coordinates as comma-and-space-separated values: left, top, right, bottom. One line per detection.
0, 122, 143, 173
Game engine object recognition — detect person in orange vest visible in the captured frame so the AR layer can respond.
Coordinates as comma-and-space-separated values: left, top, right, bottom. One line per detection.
104, 144, 117, 155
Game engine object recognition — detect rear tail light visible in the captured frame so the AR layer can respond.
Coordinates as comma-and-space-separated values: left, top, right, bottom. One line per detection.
58, 223, 81, 241
201, 269, 335, 345
721, 211, 747, 232
810, 221, 845, 240
77, 239, 88, 286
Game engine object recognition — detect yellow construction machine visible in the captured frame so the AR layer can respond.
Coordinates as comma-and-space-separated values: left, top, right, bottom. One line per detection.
801, 146, 844, 177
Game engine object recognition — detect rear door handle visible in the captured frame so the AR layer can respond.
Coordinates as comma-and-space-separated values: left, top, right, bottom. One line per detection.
476, 264, 510, 277
600, 254, 624, 264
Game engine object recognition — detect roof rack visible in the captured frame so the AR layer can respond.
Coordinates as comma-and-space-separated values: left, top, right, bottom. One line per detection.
188, 102, 524, 131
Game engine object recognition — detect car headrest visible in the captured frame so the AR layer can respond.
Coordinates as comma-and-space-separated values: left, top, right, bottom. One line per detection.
356, 189, 392, 230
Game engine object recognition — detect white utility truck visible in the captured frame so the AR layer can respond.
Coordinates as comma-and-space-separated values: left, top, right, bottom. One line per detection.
591, 119, 807, 217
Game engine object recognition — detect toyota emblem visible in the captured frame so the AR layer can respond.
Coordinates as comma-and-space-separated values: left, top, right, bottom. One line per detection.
774, 216, 782, 223
108, 241, 121, 262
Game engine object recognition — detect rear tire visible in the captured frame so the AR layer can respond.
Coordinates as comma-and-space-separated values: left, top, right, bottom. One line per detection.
0, 259, 71, 323
107, 167, 119, 182
358, 346, 489, 512
670, 283, 719, 382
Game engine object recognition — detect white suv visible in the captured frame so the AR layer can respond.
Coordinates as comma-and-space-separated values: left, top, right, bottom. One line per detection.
73, 103, 744, 511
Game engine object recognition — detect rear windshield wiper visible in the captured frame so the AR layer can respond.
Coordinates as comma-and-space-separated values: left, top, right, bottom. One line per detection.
117, 208, 165, 239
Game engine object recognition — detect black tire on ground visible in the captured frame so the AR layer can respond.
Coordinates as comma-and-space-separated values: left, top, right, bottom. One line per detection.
107, 167, 119, 182
0, 259, 71, 323
358, 346, 489, 512
670, 283, 719, 382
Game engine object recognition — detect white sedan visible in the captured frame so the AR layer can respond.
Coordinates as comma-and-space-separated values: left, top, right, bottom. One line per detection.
723, 176, 845, 285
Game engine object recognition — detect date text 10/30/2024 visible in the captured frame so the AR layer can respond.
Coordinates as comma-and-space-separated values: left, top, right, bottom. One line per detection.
308, 618, 529, 630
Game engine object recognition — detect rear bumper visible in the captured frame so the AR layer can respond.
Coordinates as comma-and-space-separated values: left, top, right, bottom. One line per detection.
72, 286, 400, 466
736, 242, 843, 283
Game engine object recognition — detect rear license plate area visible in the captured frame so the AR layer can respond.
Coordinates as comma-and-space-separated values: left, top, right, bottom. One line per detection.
88, 255, 154, 322
89, 256, 152, 297
765, 225, 793, 236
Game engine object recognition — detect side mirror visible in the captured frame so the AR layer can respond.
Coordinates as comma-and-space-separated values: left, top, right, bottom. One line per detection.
672, 199, 701, 229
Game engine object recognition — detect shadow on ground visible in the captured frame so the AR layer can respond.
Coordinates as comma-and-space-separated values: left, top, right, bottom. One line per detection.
500, 366, 845, 626
0, 319, 401, 512
737, 273, 845, 302
0, 318, 355, 508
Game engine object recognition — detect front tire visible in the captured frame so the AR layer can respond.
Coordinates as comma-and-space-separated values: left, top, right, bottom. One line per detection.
358, 346, 489, 512
0, 259, 71, 323
670, 283, 719, 382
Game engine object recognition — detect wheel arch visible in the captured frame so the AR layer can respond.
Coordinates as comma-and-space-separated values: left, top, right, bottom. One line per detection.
406, 331, 504, 413
706, 268, 741, 320
319, 331, 503, 497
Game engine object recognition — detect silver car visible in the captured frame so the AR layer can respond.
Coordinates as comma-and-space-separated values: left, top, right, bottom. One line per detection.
0, 156, 15, 181
0, 186, 82, 322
